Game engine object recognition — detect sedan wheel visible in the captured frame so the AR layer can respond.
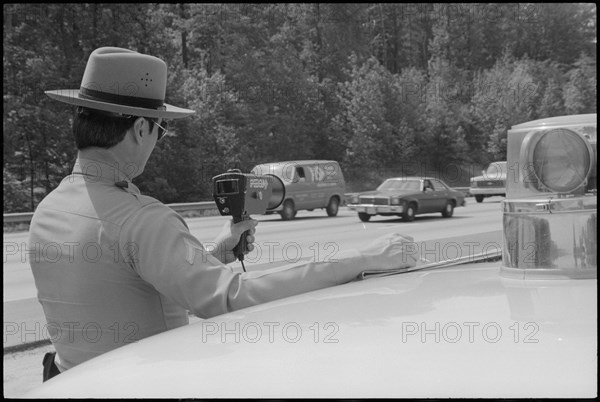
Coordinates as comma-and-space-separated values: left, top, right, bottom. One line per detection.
403, 204, 416, 222
358, 212, 371, 222
475, 195, 484, 203
442, 201, 454, 218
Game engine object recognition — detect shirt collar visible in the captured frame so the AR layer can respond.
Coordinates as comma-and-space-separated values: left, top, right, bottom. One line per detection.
72, 148, 136, 185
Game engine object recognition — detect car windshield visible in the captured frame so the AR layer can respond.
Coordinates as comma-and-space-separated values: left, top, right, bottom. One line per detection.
377, 179, 421, 191
486, 162, 506, 177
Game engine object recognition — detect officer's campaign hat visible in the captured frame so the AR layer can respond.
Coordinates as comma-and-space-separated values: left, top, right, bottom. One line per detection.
45, 47, 195, 119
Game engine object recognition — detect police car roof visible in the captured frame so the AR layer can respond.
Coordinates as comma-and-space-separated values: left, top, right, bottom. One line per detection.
511, 113, 596, 130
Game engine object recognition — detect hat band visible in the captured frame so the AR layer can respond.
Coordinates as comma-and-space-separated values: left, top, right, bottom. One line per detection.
79, 87, 164, 110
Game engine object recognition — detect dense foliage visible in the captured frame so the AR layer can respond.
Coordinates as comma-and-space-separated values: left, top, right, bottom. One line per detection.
3, 3, 596, 211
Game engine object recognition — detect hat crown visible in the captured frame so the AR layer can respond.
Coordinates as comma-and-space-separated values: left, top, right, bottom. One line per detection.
80, 47, 167, 105
45, 46, 195, 119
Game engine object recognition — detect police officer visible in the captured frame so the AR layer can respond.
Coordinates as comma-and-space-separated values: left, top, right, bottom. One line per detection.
30, 47, 416, 380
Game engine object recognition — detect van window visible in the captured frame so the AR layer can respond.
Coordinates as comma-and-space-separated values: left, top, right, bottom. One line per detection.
281, 164, 296, 183
315, 163, 339, 182
296, 167, 311, 182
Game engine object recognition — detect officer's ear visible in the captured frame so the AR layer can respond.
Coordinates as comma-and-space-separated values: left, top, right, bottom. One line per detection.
131, 117, 148, 145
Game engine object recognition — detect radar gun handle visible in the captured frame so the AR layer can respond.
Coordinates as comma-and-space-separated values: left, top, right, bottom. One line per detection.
232, 214, 250, 263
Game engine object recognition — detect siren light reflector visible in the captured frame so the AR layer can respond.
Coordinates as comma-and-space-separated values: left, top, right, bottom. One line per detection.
524, 128, 593, 193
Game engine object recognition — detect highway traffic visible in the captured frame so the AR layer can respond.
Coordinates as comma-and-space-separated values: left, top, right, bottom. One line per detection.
4, 200, 503, 304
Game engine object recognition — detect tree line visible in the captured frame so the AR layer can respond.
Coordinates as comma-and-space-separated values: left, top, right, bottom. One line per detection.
3, 3, 597, 212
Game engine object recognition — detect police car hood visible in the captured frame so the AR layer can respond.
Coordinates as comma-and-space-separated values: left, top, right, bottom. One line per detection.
26, 261, 597, 398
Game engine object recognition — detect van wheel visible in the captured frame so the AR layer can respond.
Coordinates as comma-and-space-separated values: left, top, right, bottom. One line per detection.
326, 197, 339, 217
441, 201, 454, 218
358, 212, 371, 222
475, 195, 484, 203
280, 200, 296, 220
403, 203, 416, 222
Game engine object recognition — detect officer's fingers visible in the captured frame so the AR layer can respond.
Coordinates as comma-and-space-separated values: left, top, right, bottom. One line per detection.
231, 218, 258, 235
245, 233, 255, 244
246, 219, 258, 233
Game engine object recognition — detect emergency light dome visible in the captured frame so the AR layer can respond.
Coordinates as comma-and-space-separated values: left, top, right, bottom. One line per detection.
506, 114, 597, 199
501, 114, 597, 279
520, 127, 594, 194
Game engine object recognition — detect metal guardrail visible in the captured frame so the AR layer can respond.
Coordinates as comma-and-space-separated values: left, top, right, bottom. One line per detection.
4, 202, 218, 225
4, 188, 472, 225
166, 201, 216, 213
4, 212, 35, 224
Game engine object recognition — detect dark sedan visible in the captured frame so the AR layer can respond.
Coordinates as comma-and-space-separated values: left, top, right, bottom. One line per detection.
347, 177, 466, 222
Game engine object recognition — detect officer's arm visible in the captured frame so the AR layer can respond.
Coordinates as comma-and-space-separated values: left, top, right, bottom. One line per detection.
120, 204, 415, 318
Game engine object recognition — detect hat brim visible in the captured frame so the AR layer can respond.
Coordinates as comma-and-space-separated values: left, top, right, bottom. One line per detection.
45, 89, 195, 119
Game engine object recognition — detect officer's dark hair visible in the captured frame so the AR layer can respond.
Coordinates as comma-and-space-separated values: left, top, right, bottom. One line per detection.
73, 107, 138, 150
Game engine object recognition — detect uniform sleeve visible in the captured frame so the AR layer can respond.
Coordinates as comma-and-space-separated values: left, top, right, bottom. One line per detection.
119, 203, 415, 319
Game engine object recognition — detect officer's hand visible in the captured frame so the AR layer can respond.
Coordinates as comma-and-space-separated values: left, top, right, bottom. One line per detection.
211, 218, 258, 264
361, 233, 417, 270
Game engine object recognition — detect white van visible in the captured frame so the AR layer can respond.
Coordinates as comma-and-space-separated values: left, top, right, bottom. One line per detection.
251, 160, 346, 220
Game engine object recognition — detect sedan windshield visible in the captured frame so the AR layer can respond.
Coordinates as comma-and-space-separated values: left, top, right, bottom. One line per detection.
486, 162, 506, 177
377, 179, 421, 191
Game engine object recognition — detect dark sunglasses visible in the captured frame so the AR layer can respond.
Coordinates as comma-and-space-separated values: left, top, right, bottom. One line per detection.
149, 119, 169, 141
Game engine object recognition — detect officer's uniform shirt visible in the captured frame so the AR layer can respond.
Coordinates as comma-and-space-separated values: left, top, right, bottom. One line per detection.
29, 148, 414, 371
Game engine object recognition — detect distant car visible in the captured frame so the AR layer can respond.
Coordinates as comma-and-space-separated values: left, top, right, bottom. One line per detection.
469, 161, 507, 203
346, 177, 466, 222
251, 160, 346, 220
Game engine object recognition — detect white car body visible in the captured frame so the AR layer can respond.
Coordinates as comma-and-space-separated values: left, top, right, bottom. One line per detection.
26, 253, 597, 398
469, 161, 507, 202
